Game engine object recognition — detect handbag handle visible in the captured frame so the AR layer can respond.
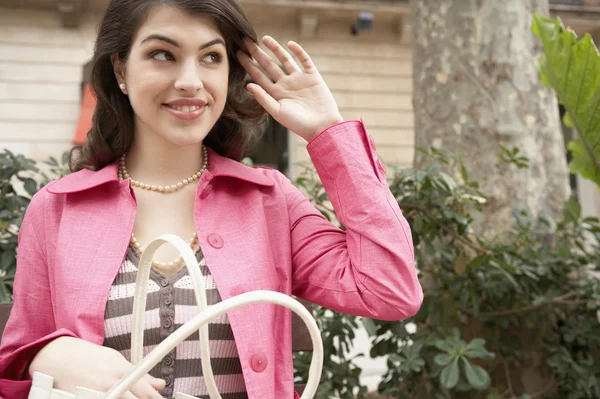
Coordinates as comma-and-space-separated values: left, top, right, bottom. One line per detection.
29, 234, 323, 399
130, 234, 220, 398
106, 290, 323, 399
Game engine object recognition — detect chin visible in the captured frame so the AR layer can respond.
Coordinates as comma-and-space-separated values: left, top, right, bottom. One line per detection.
159, 123, 212, 147
165, 135, 208, 148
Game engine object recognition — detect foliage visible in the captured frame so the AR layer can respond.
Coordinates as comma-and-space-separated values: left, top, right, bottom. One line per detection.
293, 306, 368, 399
0, 149, 69, 302
294, 147, 600, 398
532, 13, 600, 186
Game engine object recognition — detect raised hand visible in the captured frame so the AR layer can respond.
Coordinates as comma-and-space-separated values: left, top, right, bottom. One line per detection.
237, 36, 344, 142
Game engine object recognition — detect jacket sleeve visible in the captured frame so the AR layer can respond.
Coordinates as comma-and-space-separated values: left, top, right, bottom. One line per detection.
284, 120, 423, 321
0, 189, 76, 399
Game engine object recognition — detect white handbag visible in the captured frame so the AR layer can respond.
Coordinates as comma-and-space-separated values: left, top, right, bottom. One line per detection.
28, 234, 323, 399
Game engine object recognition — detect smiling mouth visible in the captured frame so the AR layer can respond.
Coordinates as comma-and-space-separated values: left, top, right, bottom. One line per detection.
162, 103, 207, 121
164, 104, 204, 112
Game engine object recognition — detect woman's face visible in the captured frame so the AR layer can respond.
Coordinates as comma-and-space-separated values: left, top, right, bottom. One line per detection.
113, 5, 230, 148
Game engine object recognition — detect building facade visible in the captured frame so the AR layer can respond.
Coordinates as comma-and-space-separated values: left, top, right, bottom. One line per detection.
0, 0, 416, 176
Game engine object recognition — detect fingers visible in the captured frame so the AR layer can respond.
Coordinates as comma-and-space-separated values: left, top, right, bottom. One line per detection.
119, 375, 164, 399
243, 38, 286, 82
129, 380, 164, 399
262, 36, 302, 75
246, 82, 280, 116
287, 40, 317, 74
236, 50, 276, 92
147, 376, 166, 391
154, 379, 166, 391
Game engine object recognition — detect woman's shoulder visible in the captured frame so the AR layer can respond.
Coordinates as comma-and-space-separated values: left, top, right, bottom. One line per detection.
209, 152, 289, 189
241, 164, 299, 193
247, 164, 288, 183
26, 163, 118, 216
44, 163, 120, 195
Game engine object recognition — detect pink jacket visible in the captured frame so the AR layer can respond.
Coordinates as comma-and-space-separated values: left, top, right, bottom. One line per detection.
0, 120, 422, 398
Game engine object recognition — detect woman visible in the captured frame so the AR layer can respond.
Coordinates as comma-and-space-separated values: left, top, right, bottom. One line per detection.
0, 0, 423, 398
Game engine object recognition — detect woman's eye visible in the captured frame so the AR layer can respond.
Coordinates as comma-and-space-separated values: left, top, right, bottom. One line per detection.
150, 51, 173, 61
203, 52, 223, 64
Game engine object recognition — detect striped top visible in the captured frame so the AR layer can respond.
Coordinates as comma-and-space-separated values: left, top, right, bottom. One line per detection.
103, 244, 248, 399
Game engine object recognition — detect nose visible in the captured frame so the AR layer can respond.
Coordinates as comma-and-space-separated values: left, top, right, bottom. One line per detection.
174, 60, 204, 93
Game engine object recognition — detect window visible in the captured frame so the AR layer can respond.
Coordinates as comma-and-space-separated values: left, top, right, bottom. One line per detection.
243, 116, 290, 175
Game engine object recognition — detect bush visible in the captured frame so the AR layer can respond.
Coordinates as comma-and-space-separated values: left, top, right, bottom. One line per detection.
294, 148, 600, 398
0, 150, 69, 301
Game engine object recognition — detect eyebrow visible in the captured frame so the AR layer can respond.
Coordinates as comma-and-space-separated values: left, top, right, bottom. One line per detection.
141, 34, 226, 51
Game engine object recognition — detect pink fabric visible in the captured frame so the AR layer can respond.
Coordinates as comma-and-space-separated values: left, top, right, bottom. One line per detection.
0, 120, 422, 398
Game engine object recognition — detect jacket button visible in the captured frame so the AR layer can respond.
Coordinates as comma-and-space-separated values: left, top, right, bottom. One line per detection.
207, 233, 224, 249
250, 353, 268, 373
200, 184, 213, 199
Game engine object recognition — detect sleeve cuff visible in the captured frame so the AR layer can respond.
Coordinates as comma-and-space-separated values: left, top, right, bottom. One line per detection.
306, 118, 387, 184
307, 119, 362, 148
0, 328, 76, 381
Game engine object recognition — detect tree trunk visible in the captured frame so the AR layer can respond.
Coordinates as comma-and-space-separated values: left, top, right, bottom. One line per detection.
411, 0, 570, 234
410, 0, 571, 395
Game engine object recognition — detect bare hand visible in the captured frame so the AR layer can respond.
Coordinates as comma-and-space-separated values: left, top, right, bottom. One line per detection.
237, 36, 344, 142
29, 337, 165, 399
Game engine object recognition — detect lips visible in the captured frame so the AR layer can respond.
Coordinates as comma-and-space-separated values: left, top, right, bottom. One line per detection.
165, 99, 207, 107
165, 104, 203, 113
163, 99, 208, 121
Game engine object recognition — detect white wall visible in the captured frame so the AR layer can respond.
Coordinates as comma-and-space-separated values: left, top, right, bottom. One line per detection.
0, 8, 101, 161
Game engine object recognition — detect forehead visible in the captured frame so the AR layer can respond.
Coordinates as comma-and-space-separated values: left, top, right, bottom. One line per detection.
133, 5, 223, 44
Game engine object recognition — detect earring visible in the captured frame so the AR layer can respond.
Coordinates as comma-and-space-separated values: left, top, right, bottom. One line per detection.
119, 83, 126, 91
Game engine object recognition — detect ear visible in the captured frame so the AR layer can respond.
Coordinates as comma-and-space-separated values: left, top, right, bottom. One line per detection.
111, 53, 127, 86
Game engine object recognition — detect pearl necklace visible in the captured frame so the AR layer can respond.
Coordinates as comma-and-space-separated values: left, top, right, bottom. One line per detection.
118, 145, 209, 193
118, 146, 209, 270
131, 232, 198, 270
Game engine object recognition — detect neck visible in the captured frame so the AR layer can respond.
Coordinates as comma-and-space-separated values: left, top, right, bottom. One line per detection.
124, 129, 206, 187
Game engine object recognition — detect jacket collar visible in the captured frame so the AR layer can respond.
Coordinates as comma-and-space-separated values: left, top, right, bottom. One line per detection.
47, 147, 275, 195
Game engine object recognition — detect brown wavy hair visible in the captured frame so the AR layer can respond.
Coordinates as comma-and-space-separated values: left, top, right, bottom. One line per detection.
70, 0, 267, 172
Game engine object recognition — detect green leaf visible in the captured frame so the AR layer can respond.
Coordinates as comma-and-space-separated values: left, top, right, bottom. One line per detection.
466, 338, 486, 349
413, 213, 426, 233
454, 253, 467, 275
434, 353, 454, 367
23, 178, 38, 197
462, 358, 491, 390
434, 339, 454, 352
563, 111, 574, 128
440, 359, 460, 389
0, 251, 14, 271
362, 318, 378, 337
568, 139, 600, 183
318, 209, 331, 221
563, 196, 582, 221
438, 172, 458, 194
532, 13, 600, 186
61, 150, 70, 167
